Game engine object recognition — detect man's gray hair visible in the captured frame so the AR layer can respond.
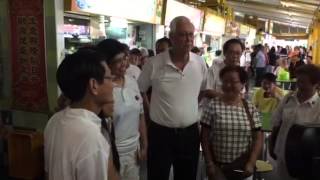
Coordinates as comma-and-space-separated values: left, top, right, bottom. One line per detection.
169, 16, 194, 34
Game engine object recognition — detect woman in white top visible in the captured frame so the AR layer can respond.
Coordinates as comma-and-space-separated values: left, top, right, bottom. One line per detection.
270, 64, 320, 180
97, 39, 148, 180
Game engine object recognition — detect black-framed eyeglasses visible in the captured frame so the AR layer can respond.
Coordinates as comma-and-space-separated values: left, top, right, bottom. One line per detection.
104, 75, 115, 81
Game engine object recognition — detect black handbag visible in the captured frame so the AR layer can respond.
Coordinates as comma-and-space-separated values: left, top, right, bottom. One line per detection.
220, 99, 255, 180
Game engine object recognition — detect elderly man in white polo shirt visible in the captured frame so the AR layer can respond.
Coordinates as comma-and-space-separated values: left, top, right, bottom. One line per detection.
138, 16, 207, 180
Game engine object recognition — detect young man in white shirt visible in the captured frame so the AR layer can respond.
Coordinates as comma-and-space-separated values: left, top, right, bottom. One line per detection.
138, 16, 207, 180
44, 49, 115, 180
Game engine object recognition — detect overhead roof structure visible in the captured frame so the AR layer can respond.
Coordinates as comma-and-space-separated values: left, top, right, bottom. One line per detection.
226, 0, 320, 28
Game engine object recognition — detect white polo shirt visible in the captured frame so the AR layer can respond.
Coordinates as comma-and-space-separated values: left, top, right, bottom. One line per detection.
113, 75, 143, 155
138, 51, 207, 128
206, 60, 225, 91
44, 107, 110, 180
126, 64, 141, 81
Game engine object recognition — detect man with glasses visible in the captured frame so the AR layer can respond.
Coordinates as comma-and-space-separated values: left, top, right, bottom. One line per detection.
138, 16, 207, 180
44, 49, 115, 180
203, 38, 245, 98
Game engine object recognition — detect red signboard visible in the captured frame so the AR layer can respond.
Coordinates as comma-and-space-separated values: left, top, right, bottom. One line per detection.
9, 0, 48, 112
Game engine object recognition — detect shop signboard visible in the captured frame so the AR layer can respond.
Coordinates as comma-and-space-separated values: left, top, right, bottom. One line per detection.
203, 12, 225, 36
225, 20, 240, 37
67, 0, 164, 24
247, 27, 257, 46
9, 0, 49, 112
240, 24, 250, 37
164, 0, 204, 30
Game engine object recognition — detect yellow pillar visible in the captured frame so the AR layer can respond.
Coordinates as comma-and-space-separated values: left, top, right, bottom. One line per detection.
315, 22, 320, 64
312, 25, 317, 64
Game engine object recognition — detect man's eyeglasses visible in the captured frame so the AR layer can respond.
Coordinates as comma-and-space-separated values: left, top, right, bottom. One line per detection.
222, 81, 241, 85
104, 75, 115, 81
176, 32, 194, 39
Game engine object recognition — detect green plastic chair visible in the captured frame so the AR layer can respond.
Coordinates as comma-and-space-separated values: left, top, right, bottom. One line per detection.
277, 68, 290, 81
261, 112, 272, 132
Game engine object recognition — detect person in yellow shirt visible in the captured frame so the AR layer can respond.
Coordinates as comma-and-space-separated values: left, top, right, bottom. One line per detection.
253, 73, 284, 113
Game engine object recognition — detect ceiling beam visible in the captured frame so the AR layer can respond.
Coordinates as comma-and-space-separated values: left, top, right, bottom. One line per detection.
227, 1, 313, 25
231, 5, 310, 27
227, 0, 316, 15
283, 0, 320, 7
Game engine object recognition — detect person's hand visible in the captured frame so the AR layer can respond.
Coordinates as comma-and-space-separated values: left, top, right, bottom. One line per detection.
268, 138, 277, 160
137, 147, 147, 162
206, 163, 217, 180
243, 161, 255, 177
204, 90, 222, 99
269, 88, 277, 98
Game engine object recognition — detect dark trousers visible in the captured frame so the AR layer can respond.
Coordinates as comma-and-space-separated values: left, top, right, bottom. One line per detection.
255, 67, 266, 87
147, 121, 200, 180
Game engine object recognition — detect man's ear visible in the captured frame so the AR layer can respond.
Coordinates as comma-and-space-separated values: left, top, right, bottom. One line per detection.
88, 78, 99, 95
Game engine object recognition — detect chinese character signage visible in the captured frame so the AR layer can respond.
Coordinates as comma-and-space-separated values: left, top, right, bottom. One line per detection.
9, 0, 48, 112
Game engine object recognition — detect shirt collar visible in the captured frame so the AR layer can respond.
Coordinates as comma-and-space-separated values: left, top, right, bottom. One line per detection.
291, 91, 319, 107
164, 49, 195, 66
66, 106, 102, 127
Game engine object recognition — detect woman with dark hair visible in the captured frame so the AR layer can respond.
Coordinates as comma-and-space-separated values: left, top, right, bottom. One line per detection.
270, 64, 320, 180
279, 48, 288, 57
268, 47, 278, 72
97, 39, 148, 180
201, 66, 263, 180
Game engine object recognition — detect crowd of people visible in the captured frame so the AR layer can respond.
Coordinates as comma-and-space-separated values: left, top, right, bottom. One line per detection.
44, 16, 320, 180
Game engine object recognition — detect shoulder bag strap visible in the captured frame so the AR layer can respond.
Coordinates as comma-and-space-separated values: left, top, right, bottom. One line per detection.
242, 98, 256, 152
242, 99, 255, 131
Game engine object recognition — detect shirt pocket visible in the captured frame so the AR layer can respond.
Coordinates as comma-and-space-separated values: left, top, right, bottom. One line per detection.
156, 66, 181, 82
158, 73, 181, 83
122, 89, 140, 106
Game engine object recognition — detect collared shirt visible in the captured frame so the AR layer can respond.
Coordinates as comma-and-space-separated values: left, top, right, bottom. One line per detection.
206, 60, 225, 91
113, 75, 143, 155
201, 98, 261, 163
254, 51, 266, 68
240, 51, 251, 67
44, 107, 110, 180
138, 50, 207, 128
126, 64, 141, 81
272, 92, 320, 161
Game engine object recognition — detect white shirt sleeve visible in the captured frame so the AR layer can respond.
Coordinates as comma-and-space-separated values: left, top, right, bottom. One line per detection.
138, 60, 153, 92
76, 149, 109, 180
201, 62, 208, 91
206, 66, 215, 89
